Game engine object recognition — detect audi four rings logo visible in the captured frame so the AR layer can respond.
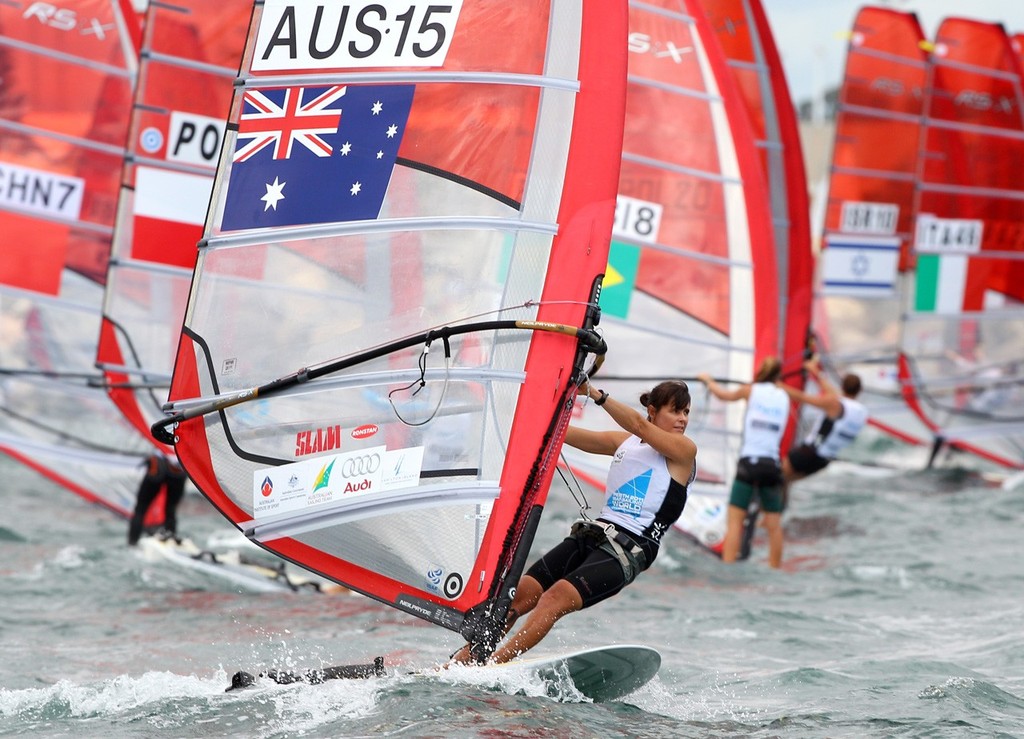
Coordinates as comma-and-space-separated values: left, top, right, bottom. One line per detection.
341, 453, 381, 478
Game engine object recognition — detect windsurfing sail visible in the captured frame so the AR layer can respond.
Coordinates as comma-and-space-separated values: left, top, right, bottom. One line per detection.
817, 9, 1024, 471
695, 0, 813, 389
96, 0, 252, 452
154, 0, 628, 657
814, 6, 933, 460
557, 0, 778, 555
899, 17, 1024, 468
0, 0, 163, 516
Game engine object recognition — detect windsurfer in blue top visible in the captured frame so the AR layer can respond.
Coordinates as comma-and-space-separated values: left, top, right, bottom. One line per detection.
452, 380, 697, 665
698, 356, 790, 568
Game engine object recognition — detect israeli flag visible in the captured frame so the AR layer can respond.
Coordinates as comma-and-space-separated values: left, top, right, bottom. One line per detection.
821, 234, 900, 297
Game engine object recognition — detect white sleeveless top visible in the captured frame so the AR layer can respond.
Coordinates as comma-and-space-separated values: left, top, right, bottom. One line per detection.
599, 435, 692, 542
738, 382, 790, 461
805, 397, 868, 459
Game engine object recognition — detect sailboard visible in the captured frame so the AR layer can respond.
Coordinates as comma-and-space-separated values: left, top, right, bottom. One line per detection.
96, 0, 252, 452
814, 7, 933, 462
817, 9, 1024, 472
154, 0, 629, 659
557, 0, 778, 556
681, 0, 814, 551
0, 0, 167, 518
137, 529, 343, 594
473, 643, 661, 702
229, 644, 660, 703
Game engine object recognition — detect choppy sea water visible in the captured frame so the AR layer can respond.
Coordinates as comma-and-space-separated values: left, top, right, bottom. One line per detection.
2, 452, 1023, 738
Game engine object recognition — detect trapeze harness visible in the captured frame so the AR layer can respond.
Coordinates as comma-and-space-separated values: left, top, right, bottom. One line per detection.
571, 435, 694, 583
803, 396, 868, 459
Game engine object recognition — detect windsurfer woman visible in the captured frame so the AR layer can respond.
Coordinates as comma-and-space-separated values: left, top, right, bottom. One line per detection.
698, 357, 789, 568
452, 380, 697, 665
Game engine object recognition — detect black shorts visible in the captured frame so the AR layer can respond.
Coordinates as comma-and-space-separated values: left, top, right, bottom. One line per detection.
525, 535, 629, 609
787, 444, 831, 475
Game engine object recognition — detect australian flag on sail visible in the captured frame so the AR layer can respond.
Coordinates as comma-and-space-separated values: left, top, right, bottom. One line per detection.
221, 84, 415, 231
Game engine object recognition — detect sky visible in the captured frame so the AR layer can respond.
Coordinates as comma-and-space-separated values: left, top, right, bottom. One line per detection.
760, 0, 1024, 106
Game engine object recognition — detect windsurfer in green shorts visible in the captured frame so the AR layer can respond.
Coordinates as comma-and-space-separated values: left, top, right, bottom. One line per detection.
698, 357, 790, 568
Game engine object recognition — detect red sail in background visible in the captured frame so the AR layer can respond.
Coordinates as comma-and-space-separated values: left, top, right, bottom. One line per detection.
0, 0, 168, 518
97, 1, 252, 452
813, 7, 935, 462
816, 9, 1024, 471
900, 17, 1024, 469
697, 0, 813, 386
825, 7, 928, 267
558, 0, 778, 555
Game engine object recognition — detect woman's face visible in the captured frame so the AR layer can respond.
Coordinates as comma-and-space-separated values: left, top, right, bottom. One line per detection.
649, 401, 690, 434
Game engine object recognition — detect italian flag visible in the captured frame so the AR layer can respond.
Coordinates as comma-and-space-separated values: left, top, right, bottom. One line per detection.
914, 253, 969, 314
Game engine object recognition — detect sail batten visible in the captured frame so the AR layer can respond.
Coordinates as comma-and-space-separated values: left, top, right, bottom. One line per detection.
199, 216, 560, 249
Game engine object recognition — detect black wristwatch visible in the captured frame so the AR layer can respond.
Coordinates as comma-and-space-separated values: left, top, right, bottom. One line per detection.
594, 390, 609, 406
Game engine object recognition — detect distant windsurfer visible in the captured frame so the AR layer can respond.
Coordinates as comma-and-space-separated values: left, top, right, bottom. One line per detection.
698, 357, 790, 568
452, 380, 697, 665
127, 452, 187, 546
781, 356, 867, 484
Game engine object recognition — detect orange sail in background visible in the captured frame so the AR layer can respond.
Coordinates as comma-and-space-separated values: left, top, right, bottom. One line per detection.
0, 0, 166, 517
97, 1, 252, 452
816, 8, 1024, 471
696, 0, 813, 385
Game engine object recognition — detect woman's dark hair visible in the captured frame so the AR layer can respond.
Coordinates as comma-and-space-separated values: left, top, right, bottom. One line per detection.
754, 356, 782, 383
842, 373, 862, 397
640, 380, 691, 412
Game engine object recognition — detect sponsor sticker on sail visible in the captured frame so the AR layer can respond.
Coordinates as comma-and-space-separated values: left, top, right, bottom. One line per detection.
252, 445, 423, 518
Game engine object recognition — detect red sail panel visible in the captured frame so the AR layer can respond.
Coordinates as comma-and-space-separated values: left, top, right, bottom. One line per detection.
918, 18, 1024, 306
0, 0, 164, 515
696, 0, 813, 452
97, 1, 252, 450
826, 7, 928, 268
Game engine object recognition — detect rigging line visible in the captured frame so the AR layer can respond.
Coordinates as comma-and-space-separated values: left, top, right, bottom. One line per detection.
153, 318, 607, 444
388, 337, 452, 427
98, 315, 170, 413
555, 460, 592, 521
